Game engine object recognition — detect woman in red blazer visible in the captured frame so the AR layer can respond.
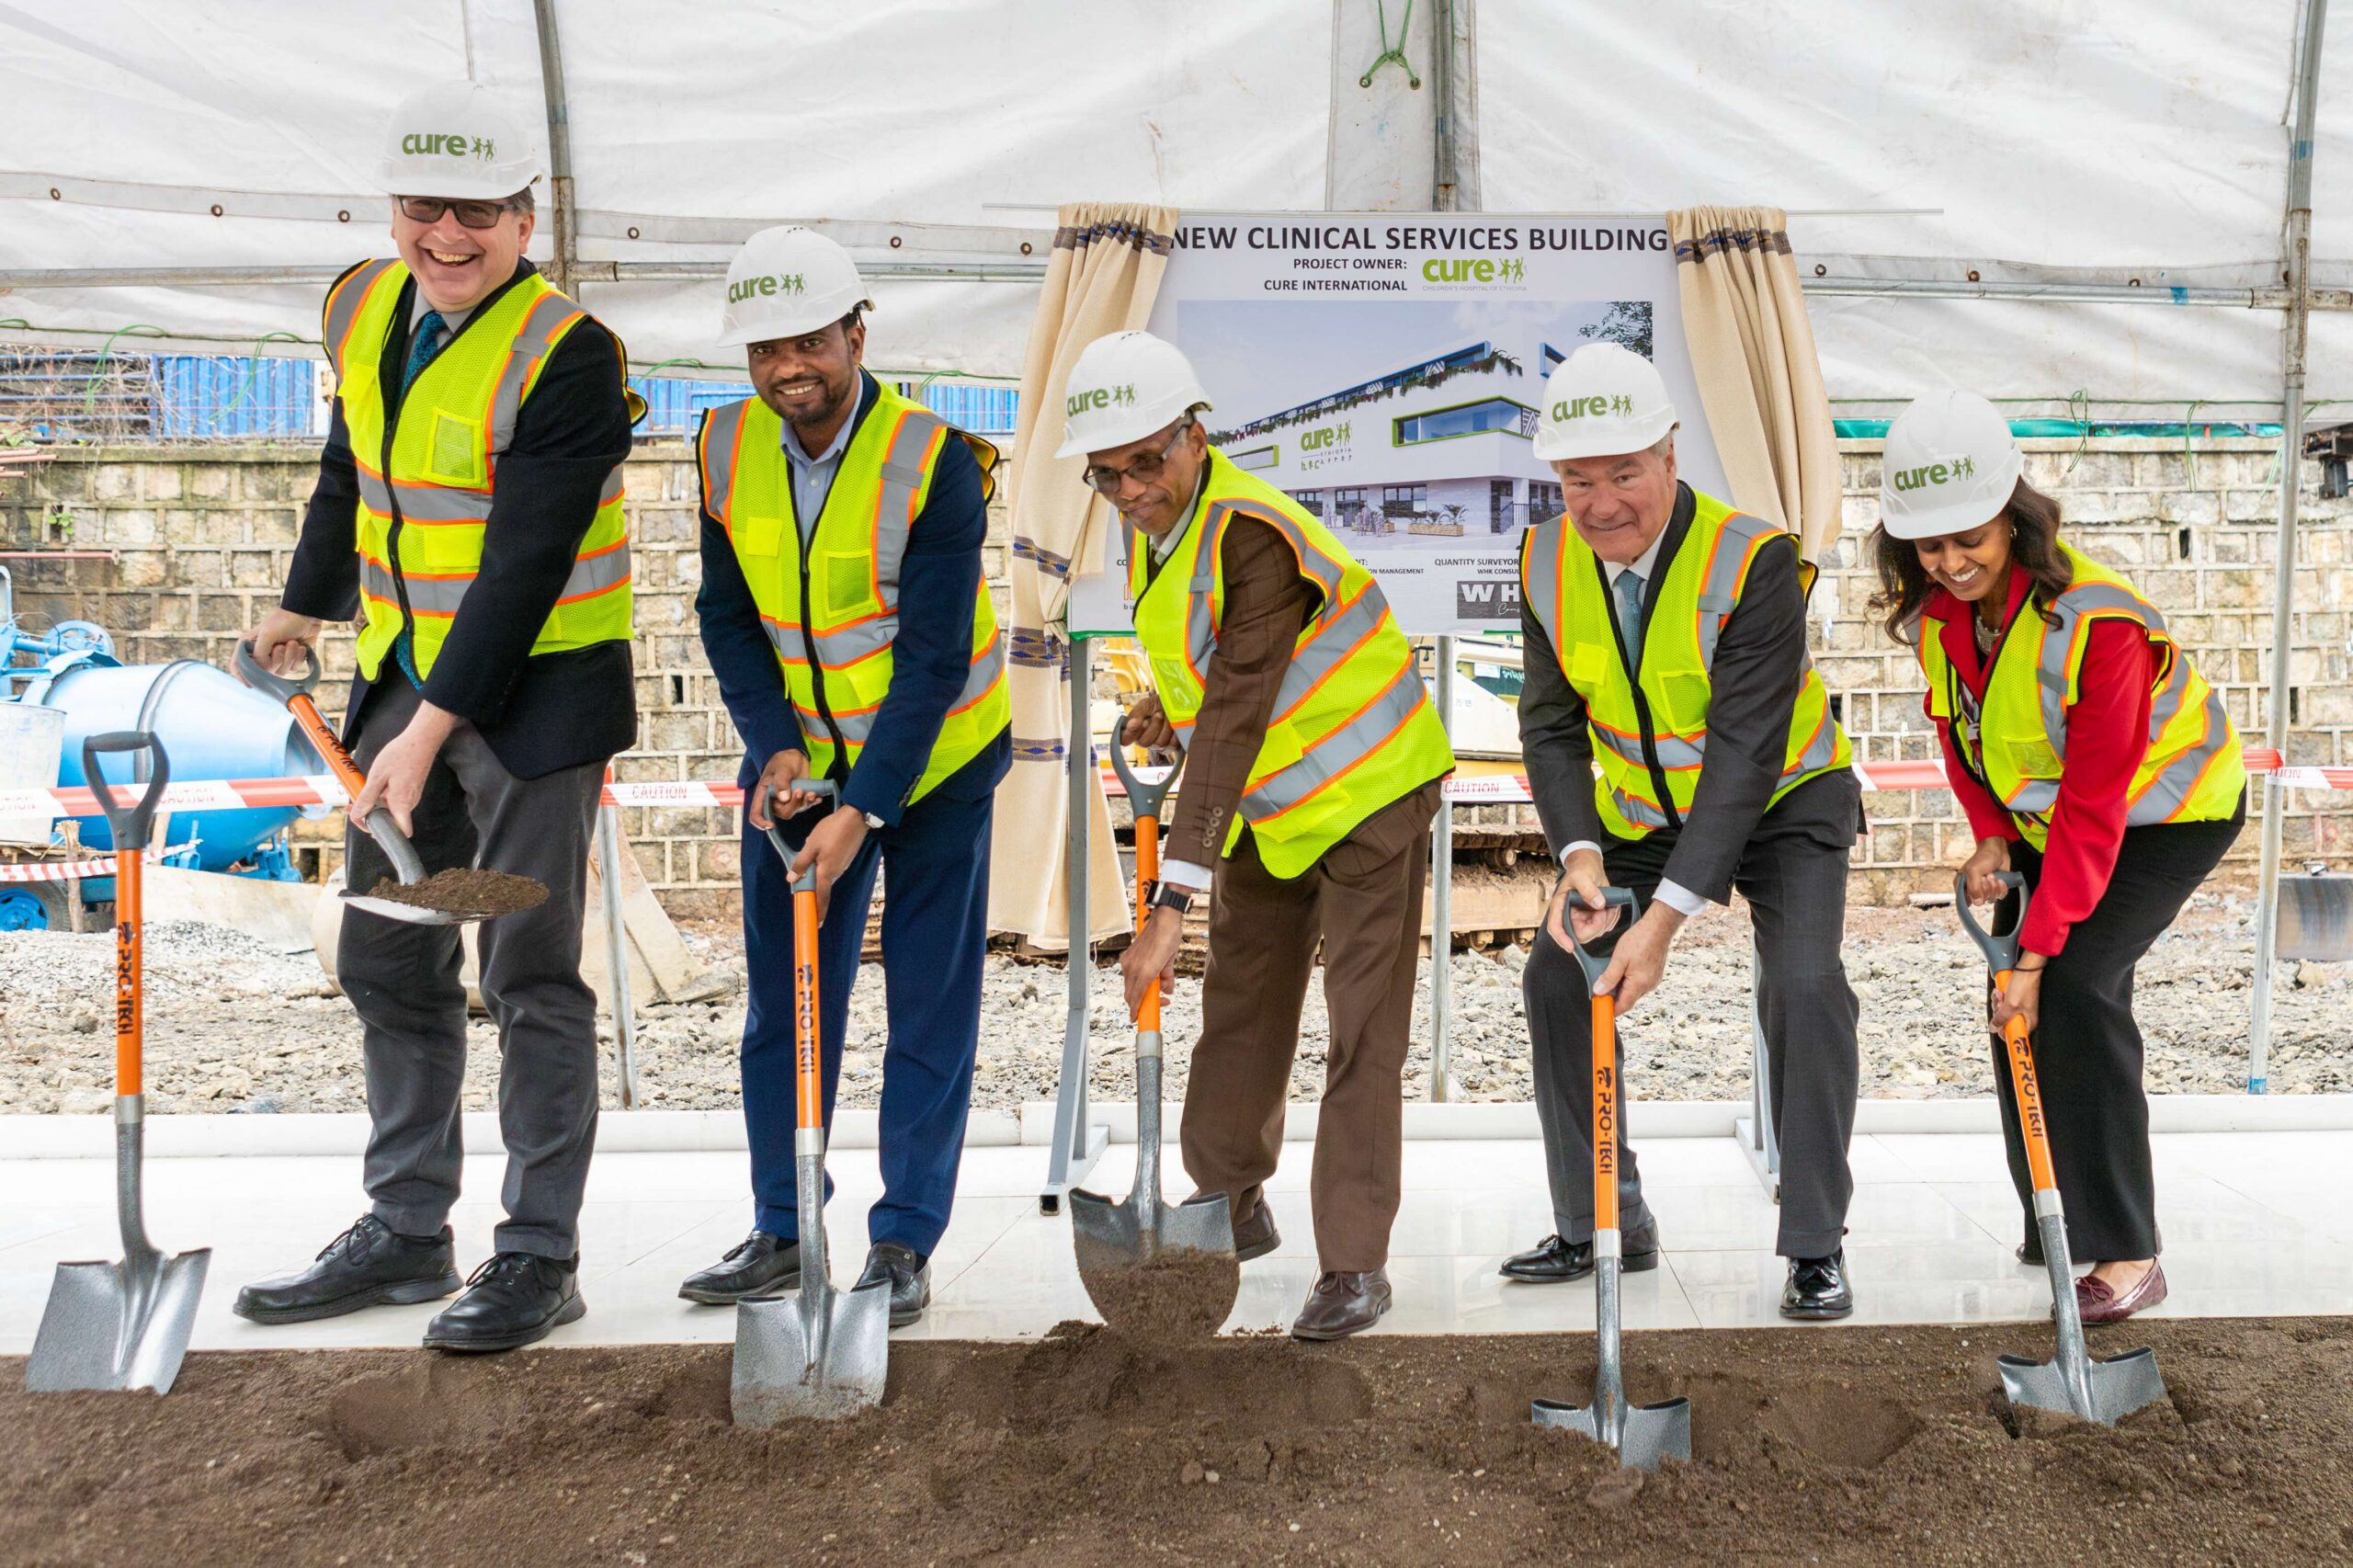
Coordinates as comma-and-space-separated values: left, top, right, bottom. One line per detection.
1872, 391, 2247, 1324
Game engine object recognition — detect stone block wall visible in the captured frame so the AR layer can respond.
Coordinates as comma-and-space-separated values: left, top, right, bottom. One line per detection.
2, 437, 2347, 914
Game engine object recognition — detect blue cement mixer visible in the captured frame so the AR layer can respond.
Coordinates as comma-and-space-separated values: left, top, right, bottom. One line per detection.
1, 566, 318, 929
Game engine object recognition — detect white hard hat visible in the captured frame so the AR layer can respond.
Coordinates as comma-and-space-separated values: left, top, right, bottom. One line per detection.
717, 225, 871, 347
376, 81, 541, 199
1531, 343, 1678, 461
1053, 331, 1211, 460
1878, 390, 2024, 540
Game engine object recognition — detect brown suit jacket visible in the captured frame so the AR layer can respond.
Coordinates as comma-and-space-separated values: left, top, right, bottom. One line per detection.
1153, 514, 1443, 871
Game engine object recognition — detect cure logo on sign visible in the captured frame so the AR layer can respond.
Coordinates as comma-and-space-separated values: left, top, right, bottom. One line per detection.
728, 273, 806, 304
1891, 454, 1978, 492
1065, 382, 1138, 419
1300, 421, 1352, 451
1423, 256, 1527, 284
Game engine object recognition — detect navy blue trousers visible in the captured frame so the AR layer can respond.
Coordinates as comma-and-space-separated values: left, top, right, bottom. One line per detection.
739, 786, 992, 1256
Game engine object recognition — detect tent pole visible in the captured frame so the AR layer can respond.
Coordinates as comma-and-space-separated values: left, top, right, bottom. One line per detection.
529, 0, 579, 295
2250, 0, 2328, 1096
1040, 633, 1108, 1212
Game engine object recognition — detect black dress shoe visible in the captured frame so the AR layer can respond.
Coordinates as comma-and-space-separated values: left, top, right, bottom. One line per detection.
422, 1252, 585, 1353
2017, 1233, 2044, 1267
233, 1215, 460, 1324
678, 1231, 801, 1304
1498, 1224, 1662, 1283
856, 1242, 930, 1327
1780, 1250, 1854, 1320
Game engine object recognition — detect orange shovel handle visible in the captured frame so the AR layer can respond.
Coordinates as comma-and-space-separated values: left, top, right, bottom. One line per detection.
1591, 993, 1619, 1233
793, 886, 824, 1131
1994, 970, 2059, 1195
289, 691, 369, 801
114, 851, 142, 1097
1133, 812, 1161, 1034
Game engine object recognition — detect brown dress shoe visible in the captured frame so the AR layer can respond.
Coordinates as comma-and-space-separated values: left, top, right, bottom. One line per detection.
2076, 1260, 2166, 1324
1185, 1193, 1280, 1262
1290, 1268, 1392, 1341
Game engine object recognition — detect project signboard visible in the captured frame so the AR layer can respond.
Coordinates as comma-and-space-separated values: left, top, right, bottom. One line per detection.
1067, 212, 1726, 637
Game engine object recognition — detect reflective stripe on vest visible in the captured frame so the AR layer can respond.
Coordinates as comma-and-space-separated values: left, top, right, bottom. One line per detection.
697, 385, 1008, 804
326, 259, 633, 680
1126, 449, 1453, 878
1519, 488, 1850, 838
1919, 542, 2244, 847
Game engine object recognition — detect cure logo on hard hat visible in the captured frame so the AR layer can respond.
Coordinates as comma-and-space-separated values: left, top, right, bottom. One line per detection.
728, 273, 807, 304
1891, 455, 1978, 492
1550, 394, 1636, 422
1065, 383, 1138, 419
402, 131, 495, 160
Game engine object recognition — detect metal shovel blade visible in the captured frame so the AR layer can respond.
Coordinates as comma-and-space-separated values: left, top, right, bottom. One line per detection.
337, 891, 469, 926
1070, 1188, 1239, 1336
1998, 1345, 2167, 1426
1532, 1391, 1693, 1472
26, 1246, 211, 1394
731, 1274, 892, 1426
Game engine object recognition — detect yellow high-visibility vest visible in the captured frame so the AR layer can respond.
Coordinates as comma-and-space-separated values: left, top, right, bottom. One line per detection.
1519, 487, 1851, 839
1919, 541, 2244, 849
1127, 449, 1454, 879
697, 382, 1009, 804
322, 258, 636, 681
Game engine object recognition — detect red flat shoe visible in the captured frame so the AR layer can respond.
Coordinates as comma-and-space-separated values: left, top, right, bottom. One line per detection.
2075, 1261, 2166, 1324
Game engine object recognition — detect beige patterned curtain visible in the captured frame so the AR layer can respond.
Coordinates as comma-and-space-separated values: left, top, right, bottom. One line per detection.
1669, 206, 1843, 560
988, 202, 1178, 948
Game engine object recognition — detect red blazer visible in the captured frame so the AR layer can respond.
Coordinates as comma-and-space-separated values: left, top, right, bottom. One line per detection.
1924, 569, 2154, 956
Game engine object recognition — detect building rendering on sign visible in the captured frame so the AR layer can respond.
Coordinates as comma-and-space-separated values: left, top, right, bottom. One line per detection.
1207, 331, 1631, 548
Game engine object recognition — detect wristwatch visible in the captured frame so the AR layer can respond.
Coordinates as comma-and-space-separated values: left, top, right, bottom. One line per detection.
861, 809, 886, 833
1146, 881, 1194, 917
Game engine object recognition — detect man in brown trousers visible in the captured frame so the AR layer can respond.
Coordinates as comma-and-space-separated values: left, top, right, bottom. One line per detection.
1059, 330, 1455, 1339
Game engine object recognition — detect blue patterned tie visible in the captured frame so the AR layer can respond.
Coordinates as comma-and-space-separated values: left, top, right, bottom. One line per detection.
1613, 569, 1646, 669
390, 310, 449, 689
402, 310, 448, 391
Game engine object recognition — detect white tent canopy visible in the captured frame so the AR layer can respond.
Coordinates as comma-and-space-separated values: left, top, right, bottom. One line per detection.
1, 0, 2341, 412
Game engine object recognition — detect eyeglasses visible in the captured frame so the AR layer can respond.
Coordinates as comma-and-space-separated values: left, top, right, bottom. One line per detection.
395, 196, 521, 231
1083, 417, 1194, 496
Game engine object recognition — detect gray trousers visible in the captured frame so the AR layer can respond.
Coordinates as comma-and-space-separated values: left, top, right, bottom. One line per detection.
340, 677, 605, 1259
1525, 779, 1861, 1258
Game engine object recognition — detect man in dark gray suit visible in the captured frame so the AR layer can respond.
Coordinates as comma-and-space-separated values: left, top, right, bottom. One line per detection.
1501, 344, 1863, 1319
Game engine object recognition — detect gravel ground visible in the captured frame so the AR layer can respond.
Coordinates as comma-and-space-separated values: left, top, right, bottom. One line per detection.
0, 892, 2344, 1118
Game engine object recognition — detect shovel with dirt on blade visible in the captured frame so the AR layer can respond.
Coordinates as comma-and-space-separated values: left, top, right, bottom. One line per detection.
1957, 871, 2168, 1426
1069, 725, 1238, 1344
233, 638, 545, 926
1531, 884, 1690, 1471
732, 778, 892, 1426
27, 733, 210, 1395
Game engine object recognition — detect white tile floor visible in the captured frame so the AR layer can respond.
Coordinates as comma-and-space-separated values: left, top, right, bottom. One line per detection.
4, 1130, 2348, 1355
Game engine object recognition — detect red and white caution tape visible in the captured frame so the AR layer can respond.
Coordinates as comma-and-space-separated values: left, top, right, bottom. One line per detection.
0, 846, 170, 885
0, 747, 2341, 824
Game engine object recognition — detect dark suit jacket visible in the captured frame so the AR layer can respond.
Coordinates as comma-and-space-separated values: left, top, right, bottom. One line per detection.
283, 259, 639, 778
1518, 483, 1859, 904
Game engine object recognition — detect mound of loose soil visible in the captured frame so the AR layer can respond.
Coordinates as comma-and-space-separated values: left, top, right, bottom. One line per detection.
1080, 1250, 1242, 1346
362, 868, 548, 919
6, 1319, 2350, 1565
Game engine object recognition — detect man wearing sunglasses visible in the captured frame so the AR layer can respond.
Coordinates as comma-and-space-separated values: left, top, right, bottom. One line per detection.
1063, 331, 1454, 1341
233, 82, 642, 1353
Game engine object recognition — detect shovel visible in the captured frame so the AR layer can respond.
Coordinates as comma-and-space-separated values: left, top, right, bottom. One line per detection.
1957, 871, 2168, 1426
1531, 885, 1689, 1471
233, 639, 525, 926
27, 733, 211, 1394
1069, 729, 1237, 1335
732, 778, 892, 1426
